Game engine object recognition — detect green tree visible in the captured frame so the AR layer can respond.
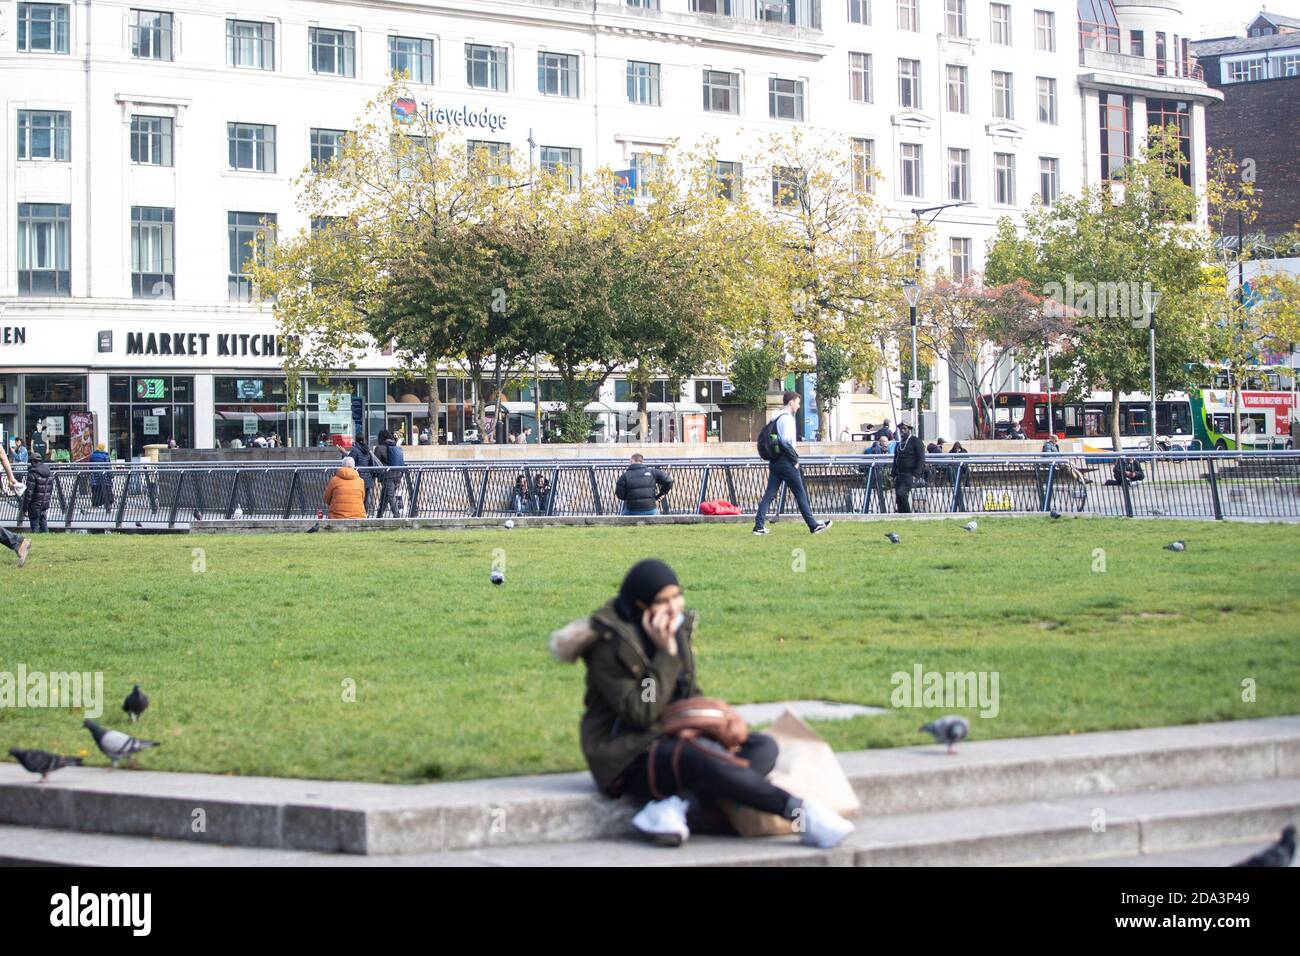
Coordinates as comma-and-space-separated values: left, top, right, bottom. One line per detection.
752, 130, 915, 439
985, 126, 1212, 450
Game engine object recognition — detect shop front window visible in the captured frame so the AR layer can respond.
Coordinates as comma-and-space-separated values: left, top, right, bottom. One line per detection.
108, 375, 194, 459
23, 373, 87, 460
213, 375, 291, 448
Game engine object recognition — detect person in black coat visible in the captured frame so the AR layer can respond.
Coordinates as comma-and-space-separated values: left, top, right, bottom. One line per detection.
615, 454, 673, 516
20, 454, 55, 533
372, 431, 407, 517
891, 422, 926, 513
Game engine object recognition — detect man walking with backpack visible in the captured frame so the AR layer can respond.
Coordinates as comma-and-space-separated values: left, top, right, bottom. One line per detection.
753, 391, 831, 536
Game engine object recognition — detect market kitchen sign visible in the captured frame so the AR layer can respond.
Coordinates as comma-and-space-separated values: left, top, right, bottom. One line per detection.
392, 97, 508, 133
124, 331, 299, 357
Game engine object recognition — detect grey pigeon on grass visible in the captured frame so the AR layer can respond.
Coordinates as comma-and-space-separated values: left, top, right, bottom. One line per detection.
83, 719, 159, 768
490, 569, 505, 586
9, 748, 83, 783
1232, 825, 1295, 868
920, 715, 970, 755
886, 532, 900, 544
123, 684, 149, 723
1050, 510, 1062, 520
963, 520, 978, 532
1165, 540, 1185, 552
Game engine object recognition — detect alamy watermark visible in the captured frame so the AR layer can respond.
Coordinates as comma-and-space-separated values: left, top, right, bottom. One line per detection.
890, 663, 1000, 718
0, 665, 104, 718
1043, 275, 1160, 328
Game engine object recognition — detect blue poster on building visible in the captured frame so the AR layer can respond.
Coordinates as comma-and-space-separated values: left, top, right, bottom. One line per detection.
801, 374, 818, 440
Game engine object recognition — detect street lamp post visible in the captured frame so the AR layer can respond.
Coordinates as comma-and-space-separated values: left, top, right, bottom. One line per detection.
1143, 288, 1159, 451
903, 280, 922, 430
1149, 308, 1157, 450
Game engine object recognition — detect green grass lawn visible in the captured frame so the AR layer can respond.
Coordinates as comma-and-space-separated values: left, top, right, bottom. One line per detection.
2, 518, 1298, 784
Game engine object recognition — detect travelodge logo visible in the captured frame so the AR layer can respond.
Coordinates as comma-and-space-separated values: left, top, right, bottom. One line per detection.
392, 98, 419, 125
390, 98, 508, 133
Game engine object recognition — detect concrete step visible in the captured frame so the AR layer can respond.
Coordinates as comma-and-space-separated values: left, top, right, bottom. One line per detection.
2, 717, 1297, 856
3, 778, 1295, 868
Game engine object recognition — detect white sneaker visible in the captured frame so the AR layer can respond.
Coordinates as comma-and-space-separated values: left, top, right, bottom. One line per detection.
632, 795, 691, 847
797, 798, 855, 849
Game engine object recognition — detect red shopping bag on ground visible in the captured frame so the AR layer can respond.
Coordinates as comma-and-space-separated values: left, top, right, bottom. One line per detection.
700, 499, 741, 515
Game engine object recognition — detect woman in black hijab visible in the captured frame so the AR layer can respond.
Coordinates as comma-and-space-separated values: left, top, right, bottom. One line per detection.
553, 558, 854, 848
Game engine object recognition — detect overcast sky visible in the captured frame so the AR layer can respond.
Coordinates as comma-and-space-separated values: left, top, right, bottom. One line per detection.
1182, 0, 1300, 39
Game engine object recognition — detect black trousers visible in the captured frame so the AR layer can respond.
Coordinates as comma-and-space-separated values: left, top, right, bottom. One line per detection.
378, 478, 404, 518
621, 732, 793, 831
1, 525, 21, 552
895, 474, 915, 513
22, 505, 48, 533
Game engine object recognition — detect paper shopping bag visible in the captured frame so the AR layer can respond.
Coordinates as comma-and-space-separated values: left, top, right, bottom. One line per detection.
721, 709, 861, 837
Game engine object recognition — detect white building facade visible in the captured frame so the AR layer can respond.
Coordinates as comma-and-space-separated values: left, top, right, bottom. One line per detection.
0, 0, 1218, 457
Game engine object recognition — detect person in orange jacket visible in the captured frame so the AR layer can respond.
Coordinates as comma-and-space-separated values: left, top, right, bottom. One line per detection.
323, 457, 367, 519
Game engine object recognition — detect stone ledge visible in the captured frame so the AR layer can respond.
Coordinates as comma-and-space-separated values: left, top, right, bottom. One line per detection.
0, 717, 1296, 855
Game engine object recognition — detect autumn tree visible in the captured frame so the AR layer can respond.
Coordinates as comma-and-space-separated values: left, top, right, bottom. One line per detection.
985, 126, 1213, 450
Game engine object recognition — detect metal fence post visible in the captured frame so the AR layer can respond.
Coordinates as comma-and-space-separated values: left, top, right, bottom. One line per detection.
113, 472, 130, 528
167, 470, 187, 528
408, 469, 423, 518
62, 473, 79, 529
724, 465, 737, 507
1206, 457, 1224, 520
283, 469, 300, 519
1118, 464, 1134, 518
225, 471, 242, 520
547, 467, 559, 516
697, 466, 710, 515
589, 465, 602, 515
475, 469, 489, 517
951, 463, 964, 513
1042, 461, 1056, 512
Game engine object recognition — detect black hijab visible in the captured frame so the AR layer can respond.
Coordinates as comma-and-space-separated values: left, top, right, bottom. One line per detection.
614, 559, 679, 624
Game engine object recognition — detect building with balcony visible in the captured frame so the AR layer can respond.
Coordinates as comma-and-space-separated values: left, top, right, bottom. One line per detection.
1, 0, 1221, 453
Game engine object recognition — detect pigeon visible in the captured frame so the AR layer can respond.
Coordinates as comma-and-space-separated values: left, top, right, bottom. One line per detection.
306, 522, 320, 533
123, 684, 149, 723
1232, 825, 1296, 868
8, 748, 83, 783
83, 719, 160, 768
504, 519, 515, 530
886, 532, 900, 544
920, 715, 970, 755
192, 509, 202, 521
1050, 510, 1061, 520
963, 520, 978, 532
490, 570, 505, 586
1165, 540, 1185, 552
233, 504, 243, 519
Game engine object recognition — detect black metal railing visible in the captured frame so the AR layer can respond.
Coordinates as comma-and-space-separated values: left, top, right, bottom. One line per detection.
3, 451, 1298, 529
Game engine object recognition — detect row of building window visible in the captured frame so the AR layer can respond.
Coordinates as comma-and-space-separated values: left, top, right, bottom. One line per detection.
848, 57, 1059, 123
845, 0, 1057, 49
1223, 53, 1300, 83
15, 64, 1060, 170
11, 140, 1060, 297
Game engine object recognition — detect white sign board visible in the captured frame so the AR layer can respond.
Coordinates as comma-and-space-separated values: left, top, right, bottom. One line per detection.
907, 379, 922, 400
142, 416, 160, 435
45, 416, 65, 436
317, 393, 351, 429
244, 416, 259, 435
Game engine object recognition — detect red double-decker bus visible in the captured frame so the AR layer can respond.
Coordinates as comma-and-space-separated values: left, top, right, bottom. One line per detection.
980, 391, 1197, 450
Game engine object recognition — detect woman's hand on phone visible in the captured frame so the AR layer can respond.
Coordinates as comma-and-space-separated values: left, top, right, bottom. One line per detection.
642, 606, 678, 657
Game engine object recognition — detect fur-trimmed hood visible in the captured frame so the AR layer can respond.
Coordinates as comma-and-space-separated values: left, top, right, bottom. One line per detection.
549, 617, 599, 663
